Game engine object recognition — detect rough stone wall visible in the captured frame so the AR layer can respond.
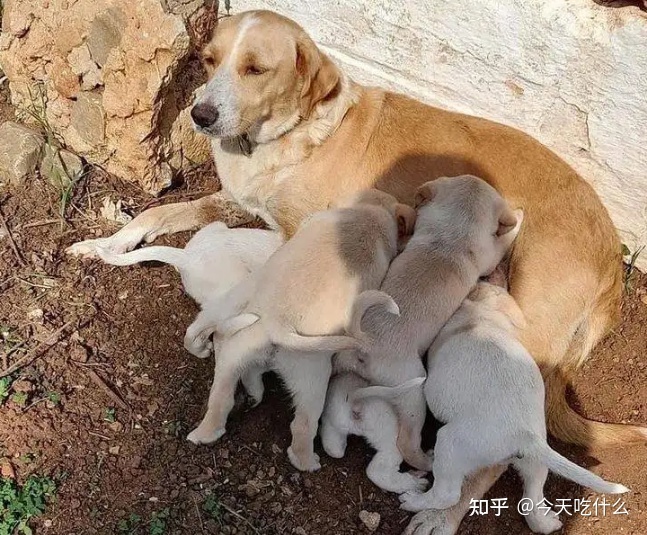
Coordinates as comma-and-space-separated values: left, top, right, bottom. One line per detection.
0, 0, 215, 194
233, 0, 647, 270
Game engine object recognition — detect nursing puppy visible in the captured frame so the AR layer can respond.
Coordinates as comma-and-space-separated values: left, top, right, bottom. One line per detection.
399, 282, 629, 533
184, 190, 416, 471
321, 373, 427, 494
338, 175, 523, 472
97, 222, 283, 403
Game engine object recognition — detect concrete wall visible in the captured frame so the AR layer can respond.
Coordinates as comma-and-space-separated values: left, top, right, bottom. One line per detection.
231, 0, 647, 270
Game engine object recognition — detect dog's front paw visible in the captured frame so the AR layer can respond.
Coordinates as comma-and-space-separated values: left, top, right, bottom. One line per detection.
66, 237, 115, 258
400, 490, 432, 513
525, 508, 563, 534
187, 425, 226, 445
287, 447, 321, 472
184, 332, 213, 359
405, 472, 430, 493
402, 509, 457, 535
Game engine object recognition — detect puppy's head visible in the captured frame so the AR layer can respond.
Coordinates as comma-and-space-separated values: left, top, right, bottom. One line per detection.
414, 175, 523, 275
343, 189, 416, 236
191, 11, 340, 143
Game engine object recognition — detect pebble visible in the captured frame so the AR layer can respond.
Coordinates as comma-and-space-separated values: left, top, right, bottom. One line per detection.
359, 510, 381, 532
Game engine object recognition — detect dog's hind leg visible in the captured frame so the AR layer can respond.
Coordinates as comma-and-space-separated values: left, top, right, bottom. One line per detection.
275, 352, 333, 472
395, 386, 434, 472
187, 324, 269, 445
512, 457, 563, 534
240, 367, 265, 406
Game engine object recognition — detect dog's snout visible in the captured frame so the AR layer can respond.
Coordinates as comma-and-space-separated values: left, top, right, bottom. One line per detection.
191, 103, 219, 128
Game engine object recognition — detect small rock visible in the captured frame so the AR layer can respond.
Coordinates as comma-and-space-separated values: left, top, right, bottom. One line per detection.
12, 380, 34, 393
359, 510, 381, 532
39, 144, 84, 188
1, 461, 16, 479
87, 7, 127, 67
108, 421, 124, 433
271, 443, 282, 455
70, 92, 105, 146
641, 294, 647, 306
43, 519, 52, 528
27, 308, 44, 321
108, 445, 120, 455
0, 122, 45, 186
294, 528, 307, 535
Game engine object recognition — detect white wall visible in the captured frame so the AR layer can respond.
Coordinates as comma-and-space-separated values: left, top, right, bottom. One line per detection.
231, 0, 647, 270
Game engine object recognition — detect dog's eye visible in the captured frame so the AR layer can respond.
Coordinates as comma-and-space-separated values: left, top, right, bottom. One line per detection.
245, 65, 265, 76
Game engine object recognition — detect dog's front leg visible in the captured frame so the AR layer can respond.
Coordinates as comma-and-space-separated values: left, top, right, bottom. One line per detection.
67, 191, 253, 258
401, 464, 507, 535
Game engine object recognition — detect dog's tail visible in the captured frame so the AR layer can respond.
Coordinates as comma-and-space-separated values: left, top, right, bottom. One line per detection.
349, 377, 425, 404
273, 329, 363, 353
524, 440, 629, 494
347, 290, 400, 338
96, 245, 187, 271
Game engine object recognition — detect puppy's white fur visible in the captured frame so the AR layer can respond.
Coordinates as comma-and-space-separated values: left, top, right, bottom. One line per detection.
337, 175, 523, 472
399, 282, 628, 534
321, 373, 427, 494
183, 190, 416, 471
97, 222, 282, 403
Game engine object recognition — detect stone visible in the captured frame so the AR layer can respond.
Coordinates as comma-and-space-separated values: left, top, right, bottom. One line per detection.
39, 144, 84, 188
87, 7, 127, 67
70, 92, 105, 147
235, 0, 647, 271
359, 510, 380, 532
0, 0, 219, 194
0, 121, 44, 185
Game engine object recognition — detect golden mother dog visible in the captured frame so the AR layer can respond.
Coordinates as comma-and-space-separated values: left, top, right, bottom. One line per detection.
69, 9, 645, 532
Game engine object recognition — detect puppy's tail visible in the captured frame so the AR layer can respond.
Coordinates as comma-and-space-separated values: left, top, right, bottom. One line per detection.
523, 441, 629, 495
348, 290, 400, 338
97, 245, 187, 271
219, 313, 260, 337
349, 377, 425, 404
274, 330, 363, 353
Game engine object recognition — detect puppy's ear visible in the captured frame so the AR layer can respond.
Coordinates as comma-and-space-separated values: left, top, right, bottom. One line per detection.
496, 207, 522, 236
395, 203, 417, 236
297, 39, 340, 118
414, 182, 436, 208
500, 297, 528, 330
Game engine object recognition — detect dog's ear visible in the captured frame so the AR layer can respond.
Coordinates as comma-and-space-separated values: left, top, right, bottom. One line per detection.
496, 207, 521, 236
500, 297, 528, 330
414, 181, 436, 208
297, 39, 340, 118
395, 203, 417, 236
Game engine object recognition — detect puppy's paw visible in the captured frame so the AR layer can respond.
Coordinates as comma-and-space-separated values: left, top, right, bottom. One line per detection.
402, 509, 456, 535
405, 472, 430, 493
400, 490, 432, 513
66, 238, 112, 258
187, 426, 225, 445
184, 333, 213, 359
287, 447, 321, 472
525, 509, 563, 534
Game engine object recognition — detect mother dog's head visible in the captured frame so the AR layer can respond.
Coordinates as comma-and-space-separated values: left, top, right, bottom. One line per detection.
191, 10, 341, 143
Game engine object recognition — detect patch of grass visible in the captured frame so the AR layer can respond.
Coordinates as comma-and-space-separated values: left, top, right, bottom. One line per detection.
117, 512, 142, 535
1, 325, 23, 353
10, 392, 28, 408
103, 407, 116, 423
161, 420, 185, 438
622, 243, 645, 293
46, 391, 61, 405
149, 508, 170, 535
202, 494, 223, 523
0, 376, 14, 405
0, 475, 56, 535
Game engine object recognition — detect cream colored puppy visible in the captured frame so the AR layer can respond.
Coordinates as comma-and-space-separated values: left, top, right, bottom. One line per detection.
321, 373, 427, 494
337, 175, 523, 472
399, 283, 629, 533
96, 222, 283, 404
184, 190, 416, 471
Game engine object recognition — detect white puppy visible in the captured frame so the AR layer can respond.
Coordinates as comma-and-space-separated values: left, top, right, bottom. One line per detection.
321, 373, 427, 494
183, 190, 416, 471
337, 175, 523, 472
97, 222, 283, 403
399, 282, 629, 533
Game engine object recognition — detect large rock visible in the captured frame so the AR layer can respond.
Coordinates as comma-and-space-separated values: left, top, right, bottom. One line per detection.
0, 121, 44, 186
235, 0, 647, 270
0, 0, 216, 194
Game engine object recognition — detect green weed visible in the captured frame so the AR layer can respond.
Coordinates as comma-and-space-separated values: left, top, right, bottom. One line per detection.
0, 475, 56, 535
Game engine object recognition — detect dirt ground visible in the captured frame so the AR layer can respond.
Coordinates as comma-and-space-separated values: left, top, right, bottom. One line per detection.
1, 88, 646, 534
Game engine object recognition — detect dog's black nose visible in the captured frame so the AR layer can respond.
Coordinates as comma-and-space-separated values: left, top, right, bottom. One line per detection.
191, 103, 219, 128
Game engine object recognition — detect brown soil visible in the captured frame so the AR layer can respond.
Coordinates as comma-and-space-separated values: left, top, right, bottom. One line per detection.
1, 91, 646, 535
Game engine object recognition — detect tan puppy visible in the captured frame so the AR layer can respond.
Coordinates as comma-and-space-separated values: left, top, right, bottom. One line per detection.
338, 176, 523, 471
67, 10, 642, 532
184, 190, 416, 471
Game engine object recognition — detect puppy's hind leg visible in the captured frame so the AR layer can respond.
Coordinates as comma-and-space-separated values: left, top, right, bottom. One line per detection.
187, 324, 269, 445
363, 404, 428, 493
400, 425, 469, 512
396, 385, 434, 472
513, 457, 563, 534
320, 419, 348, 459
240, 367, 265, 407
275, 352, 333, 472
